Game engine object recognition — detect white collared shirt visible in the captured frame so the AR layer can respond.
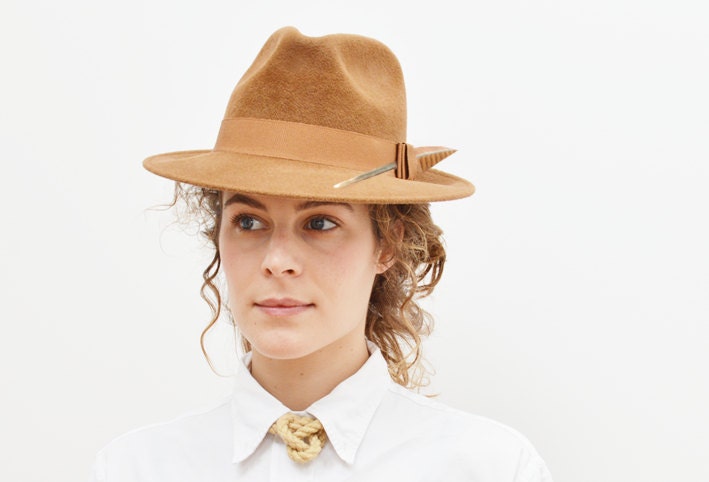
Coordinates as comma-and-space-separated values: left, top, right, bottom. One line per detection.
89, 346, 553, 481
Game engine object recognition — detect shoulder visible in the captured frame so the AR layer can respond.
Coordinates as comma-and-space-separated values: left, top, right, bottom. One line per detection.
370, 385, 553, 481
90, 397, 233, 481
101, 396, 232, 452
382, 384, 530, 442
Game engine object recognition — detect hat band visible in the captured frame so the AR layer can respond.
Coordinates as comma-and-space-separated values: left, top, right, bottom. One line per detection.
214, 117, 402, 172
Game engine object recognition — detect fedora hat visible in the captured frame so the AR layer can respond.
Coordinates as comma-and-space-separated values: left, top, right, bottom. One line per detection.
143, 26, 475, 203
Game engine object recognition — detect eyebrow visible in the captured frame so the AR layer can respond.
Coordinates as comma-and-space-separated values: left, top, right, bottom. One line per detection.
223, 193, 354, 212
224, 193, 266, 209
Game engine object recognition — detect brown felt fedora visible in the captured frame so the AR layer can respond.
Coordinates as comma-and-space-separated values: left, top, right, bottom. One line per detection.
143, 26, 475, 203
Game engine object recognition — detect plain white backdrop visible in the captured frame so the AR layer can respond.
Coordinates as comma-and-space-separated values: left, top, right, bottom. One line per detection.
1, 1, 707, 481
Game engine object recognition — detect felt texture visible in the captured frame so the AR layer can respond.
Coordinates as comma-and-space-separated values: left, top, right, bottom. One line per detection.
227, 27, 406, 141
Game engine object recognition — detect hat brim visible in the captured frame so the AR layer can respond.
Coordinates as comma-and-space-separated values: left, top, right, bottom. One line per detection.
143, 150, 475, 203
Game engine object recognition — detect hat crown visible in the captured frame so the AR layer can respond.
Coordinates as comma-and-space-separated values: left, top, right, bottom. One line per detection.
224, 26, 407, 142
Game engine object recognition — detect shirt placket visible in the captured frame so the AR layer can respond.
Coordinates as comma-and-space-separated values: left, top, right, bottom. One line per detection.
269, 433, 315, 482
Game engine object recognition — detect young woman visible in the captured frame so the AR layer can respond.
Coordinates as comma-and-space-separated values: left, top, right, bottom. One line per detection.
89, 26, 553, 481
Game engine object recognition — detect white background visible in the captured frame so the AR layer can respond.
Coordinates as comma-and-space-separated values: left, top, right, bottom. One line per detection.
1, 1, 707, 481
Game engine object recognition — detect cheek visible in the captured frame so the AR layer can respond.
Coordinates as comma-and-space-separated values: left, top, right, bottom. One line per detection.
322, 245, 380, 296
219, 241, 251, 290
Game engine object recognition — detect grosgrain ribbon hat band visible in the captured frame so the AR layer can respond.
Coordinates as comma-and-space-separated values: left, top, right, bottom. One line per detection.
215, 117, 456, 185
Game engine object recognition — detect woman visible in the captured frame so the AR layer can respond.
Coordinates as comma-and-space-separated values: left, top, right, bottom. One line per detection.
89, 26, 553, 481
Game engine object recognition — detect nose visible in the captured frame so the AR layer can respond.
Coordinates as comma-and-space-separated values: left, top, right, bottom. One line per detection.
260, 229, 302, 277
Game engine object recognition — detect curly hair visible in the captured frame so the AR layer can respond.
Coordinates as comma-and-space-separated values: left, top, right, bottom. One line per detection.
168, 182, 446, 389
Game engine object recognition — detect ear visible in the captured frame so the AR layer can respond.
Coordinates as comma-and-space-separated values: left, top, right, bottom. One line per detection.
375, 220, 403, 274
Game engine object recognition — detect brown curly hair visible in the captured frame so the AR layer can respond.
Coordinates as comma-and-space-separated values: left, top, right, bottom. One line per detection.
169, 182, 446, 389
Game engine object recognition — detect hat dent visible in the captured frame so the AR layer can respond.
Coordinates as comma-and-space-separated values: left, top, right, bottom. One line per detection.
227, 26, 406, 141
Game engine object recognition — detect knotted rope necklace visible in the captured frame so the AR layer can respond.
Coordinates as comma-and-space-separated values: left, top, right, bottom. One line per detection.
269, 413, 327, 463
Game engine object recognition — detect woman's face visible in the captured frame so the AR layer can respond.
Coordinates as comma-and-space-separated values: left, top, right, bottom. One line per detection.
219, 192, 387, 361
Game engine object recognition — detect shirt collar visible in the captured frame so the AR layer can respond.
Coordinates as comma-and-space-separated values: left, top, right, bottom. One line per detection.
230, 342, 392, 465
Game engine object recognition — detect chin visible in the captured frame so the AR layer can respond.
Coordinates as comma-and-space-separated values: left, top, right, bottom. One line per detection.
245, 331, 320, 361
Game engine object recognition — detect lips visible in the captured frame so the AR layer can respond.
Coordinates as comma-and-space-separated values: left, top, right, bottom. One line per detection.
254, 298, 313, 317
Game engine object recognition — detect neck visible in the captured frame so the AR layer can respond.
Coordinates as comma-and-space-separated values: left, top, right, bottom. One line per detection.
250, 337, 370, 411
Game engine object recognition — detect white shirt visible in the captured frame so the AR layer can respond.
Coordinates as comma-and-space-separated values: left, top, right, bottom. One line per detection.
89, 346, 553, 481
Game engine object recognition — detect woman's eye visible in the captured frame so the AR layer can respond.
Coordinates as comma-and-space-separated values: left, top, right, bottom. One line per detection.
234, 215, 264, 231
307, 217, 337, 231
